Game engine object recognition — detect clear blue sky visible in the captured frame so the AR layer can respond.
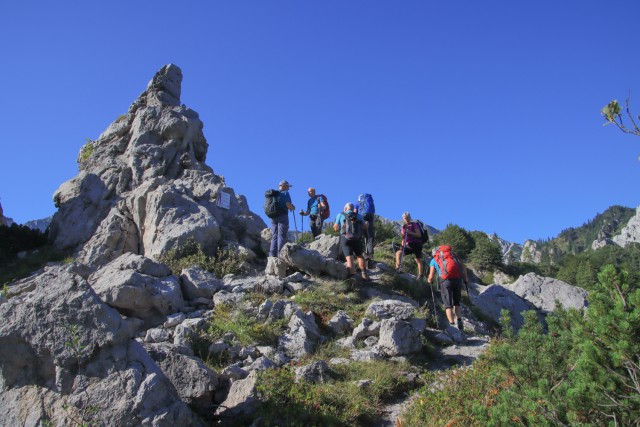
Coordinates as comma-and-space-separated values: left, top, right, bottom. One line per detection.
1, 1, 639, 244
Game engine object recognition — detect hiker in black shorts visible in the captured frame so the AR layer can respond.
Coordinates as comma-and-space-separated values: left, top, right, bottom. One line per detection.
334, 203, 369, 280
395, 212, 424, 278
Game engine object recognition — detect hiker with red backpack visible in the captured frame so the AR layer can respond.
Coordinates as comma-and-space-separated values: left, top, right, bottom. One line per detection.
333, 202, 369, 281
299, 187, 329, 238
428, 245, 469, 330
395, 212, 425, 278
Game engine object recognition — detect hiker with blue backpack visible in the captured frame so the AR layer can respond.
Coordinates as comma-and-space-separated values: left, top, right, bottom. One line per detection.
357, 193, 376, 268
334, 202, 369, 281
395, 212, 425, 278
428, 245, 469, 330
299, 187, 329, 238
264, 180, 296, 258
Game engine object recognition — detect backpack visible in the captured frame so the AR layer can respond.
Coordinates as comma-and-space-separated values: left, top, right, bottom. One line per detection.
343, 211, 363, 241
416, 220, 429, 244
433, 245, 463, 280
317, 194, 330, 220
358, 194, 375, 216
264, 189, 284, 218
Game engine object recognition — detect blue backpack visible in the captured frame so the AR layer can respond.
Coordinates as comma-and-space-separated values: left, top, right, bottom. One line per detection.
358, 194, 375, 216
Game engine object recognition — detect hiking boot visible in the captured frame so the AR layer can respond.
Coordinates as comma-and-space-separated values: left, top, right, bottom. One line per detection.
457, 319, 464, 330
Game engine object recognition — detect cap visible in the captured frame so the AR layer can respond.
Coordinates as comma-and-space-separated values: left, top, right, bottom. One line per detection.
279, 180, 292, 187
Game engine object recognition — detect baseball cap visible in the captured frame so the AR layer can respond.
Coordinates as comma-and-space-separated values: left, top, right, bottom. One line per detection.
279, 180, 292, 187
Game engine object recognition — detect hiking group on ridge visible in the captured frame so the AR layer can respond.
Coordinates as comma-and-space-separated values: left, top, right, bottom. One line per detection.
264, 180, 469, 330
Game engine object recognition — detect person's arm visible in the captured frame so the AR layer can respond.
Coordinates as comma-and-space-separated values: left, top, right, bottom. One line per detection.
317, 196, 326, 212
333, 214, 342, 232
285, 193, 295, 211
427, 265, 436, 284
299, 199, 310, 216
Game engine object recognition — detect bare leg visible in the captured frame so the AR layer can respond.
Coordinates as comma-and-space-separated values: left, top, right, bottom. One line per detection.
346, 255, 355, 275
415, 257, 423, 277
358, 256, 368, 280
445, 307, 455, 324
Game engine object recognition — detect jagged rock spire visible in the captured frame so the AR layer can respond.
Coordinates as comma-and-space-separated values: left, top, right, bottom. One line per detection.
49, 65, 266, 266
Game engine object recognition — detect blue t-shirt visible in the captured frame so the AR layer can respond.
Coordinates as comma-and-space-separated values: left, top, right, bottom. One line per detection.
429, 258, 441, 276
279, 191, 292, 211
335, 210, 364, 235
307, 195, 325, 215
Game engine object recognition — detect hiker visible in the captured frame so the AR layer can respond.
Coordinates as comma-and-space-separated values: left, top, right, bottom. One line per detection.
299, 187, 328, 238
269, 180, 295, 257
333, 202, 369, 280
357, 193, 376, 268
427, 246, 469, 330
395, 212, 424, 277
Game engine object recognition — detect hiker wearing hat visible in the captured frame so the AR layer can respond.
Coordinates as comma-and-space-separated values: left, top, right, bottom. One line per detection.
333, 202, 369, 281
395, 212, 424, 278
269, 180, 296, 257
299, 187, 328, 238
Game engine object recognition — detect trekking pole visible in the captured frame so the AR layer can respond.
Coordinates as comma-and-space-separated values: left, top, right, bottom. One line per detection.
396, 230, 408, 274
292, 210, 299, 242
301, 213, 304, 238
423, 258, 439, 329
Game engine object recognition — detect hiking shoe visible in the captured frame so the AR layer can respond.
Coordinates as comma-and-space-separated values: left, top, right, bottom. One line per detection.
361, 272, 370, 281
457, 319, 464, 330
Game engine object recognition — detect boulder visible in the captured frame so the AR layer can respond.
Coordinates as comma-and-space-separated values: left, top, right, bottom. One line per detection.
280, 243, 348, 279
365, 300, 417, 321
0, 264, 201, 426
278, 310, 325, 358
471, 284, 541, 330
89, 254, 184, 325
377, 318, 426, 356
306, 234, 340, 259
508, 273, 588, 313
180, 266, 223, 301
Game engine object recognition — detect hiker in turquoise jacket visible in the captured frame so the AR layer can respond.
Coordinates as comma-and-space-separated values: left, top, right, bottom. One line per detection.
334, 203, 369, 280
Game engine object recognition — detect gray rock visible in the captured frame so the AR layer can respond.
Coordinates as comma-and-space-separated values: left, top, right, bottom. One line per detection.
365, 300, 417, 320
145, 328, 171, 343
377, 318, 426, 356
220, 364, 248, 381
471, 284, 541, 330
246, 356, 277, 372
327, 310, 354, 336
89, 254, 184, 325
352, 318, 381, 340
265, 257, 287, 278
351, 348, 385, 361
49, 64, 266, 267
278, 310, 325, 358
214, 370, 260, 419
295, 360, 329, 384
180, 266, 222, 300
280, 243, 348, 279
613, 205, 640, 247
144, 342, 219, 414
306, 234, 340, 259
0, 265, 201, 426
508, 272, 588, 313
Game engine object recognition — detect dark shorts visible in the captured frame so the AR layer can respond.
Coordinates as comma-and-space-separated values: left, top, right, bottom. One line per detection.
340, 235, 364, 257
401, 242, 423, 258
441, 278, 463, 309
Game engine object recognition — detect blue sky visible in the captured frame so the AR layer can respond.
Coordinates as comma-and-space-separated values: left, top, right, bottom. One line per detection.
1, 1, 639, 244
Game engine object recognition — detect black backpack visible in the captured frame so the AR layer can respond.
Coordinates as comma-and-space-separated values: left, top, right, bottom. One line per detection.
343, 211, 363, 241
264, 189, 284, 218
416, 220, 429, 244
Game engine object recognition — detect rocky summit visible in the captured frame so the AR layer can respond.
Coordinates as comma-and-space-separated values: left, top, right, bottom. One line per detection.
48, 64, 266, 267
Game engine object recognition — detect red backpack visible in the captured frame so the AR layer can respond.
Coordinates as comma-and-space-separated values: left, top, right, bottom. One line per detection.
318, 194, 330, 220
433, 245, 463, 280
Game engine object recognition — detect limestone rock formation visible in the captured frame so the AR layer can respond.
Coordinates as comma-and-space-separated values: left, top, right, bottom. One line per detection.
612, 205, 640, 247
0, 264, 202, 426
0, 201, 14, 226
48, 64, 266, 267
508, 272, 588, 313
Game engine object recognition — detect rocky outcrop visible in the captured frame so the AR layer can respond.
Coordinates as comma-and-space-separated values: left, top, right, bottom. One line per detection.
0, 264, 202, 426
508, 272, 588, 313
48, 64, 266, 267
612, 205, 640, 248
488, 234, 523, 265
0, 201, 14, 226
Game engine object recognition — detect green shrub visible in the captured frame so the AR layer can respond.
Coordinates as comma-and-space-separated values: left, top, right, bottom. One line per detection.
158, 239, 246, 278
77, 138, 95, 167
